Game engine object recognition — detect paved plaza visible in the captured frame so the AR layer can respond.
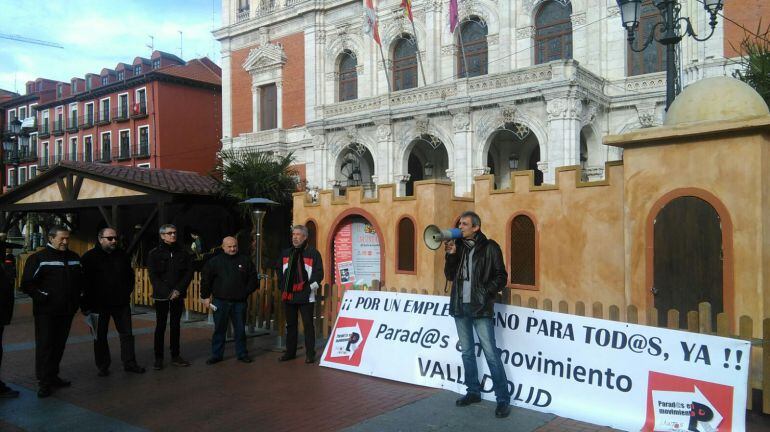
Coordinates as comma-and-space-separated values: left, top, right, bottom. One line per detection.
0, 299, 767, 432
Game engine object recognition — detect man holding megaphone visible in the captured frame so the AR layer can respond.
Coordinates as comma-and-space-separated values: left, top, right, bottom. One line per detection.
444, 211, 511, 418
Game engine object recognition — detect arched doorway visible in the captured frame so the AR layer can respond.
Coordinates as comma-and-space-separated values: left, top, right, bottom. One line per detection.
487, 123, 542, 188
405, 135, 448, 196
331, 215, 382, 289
653, 196, 724, 327
335, 143, 375, 197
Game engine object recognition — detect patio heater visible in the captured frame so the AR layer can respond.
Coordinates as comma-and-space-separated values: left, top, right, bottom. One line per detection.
240, 198, 279, 335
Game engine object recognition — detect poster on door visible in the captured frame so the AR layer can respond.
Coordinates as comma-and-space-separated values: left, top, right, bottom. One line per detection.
334, 217, 381, 288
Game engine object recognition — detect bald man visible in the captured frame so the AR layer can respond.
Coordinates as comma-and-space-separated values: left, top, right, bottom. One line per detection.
201, 237, 257, 364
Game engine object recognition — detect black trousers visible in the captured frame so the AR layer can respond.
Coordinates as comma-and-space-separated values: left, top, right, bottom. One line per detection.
284, 302, 315, 358
0, 325, 5, 387
34, 314, 74, 385
94, 304, 137, 371
154, 299, 184, 359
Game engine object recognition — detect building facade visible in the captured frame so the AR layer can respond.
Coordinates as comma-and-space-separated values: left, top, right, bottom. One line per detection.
0, 51, 222, 192
214, 0, 764, 196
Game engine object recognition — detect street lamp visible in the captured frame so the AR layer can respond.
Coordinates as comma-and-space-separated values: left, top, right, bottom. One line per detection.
616, 0, 724, 110
2, 118, 22, 188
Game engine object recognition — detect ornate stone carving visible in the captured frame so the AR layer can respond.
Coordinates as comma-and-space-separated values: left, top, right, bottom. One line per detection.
441, 44, 457, 56
487, 34, 499, 46
607, 6, 620, 17
426, 0, 443, 12
546, 98, 582, 120
376, 124, 392, 141
571, 13, 586, 26
242, 42, 287, 74
638, 112, 656, 128
325, 72, 337, 81
396, 174, 411, 183
415, 117, 429, 135
536, 161, 549, 173
312, 134, 325, 148
581, 102, 599, 126
345, 126, 359, 142
256, 27, 270, 46
473, 167, 491, 176
452, 112, 470, 132
445, 169, 455, 181
315, 30, 326, 45
516, 26, 535, 40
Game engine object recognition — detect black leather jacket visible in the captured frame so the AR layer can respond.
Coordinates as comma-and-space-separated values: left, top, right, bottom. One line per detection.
147, 242, 193, 300
20, 246, 84, 316
444, 232, 507, 318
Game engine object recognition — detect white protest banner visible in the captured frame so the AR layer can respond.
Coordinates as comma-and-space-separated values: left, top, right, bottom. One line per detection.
320, 290, 750, 431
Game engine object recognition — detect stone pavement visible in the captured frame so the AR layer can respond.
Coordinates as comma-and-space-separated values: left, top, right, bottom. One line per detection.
0, 298, 767, 432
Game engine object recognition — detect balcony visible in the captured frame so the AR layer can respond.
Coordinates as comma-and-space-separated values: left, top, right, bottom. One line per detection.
96, 150, 111, 163
52, 120, 64, 136
38, 124, 50, 138
66, 117, 79, 133
130, 102, 148, 119
236, 8, 249, 22
134, 142, 150, 159
96, 112, 111, 126
116, 143, 132, 161
80, 115, 95, 130
113, 106, 129, 123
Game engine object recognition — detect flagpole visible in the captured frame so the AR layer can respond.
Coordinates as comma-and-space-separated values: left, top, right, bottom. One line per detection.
410, 20, 428, 87
378, 43, 392, 96
456, 23, 470, 79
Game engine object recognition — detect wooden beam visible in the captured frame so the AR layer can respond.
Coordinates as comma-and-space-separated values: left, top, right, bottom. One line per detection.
71, 175, 84, 200
56, 177, 69, 201
127, 207, 158, 255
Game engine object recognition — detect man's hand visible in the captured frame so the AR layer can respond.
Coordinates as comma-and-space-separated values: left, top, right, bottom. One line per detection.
170, 290, 180, 301
444, 240, 456, 255
202, 297, 210, 309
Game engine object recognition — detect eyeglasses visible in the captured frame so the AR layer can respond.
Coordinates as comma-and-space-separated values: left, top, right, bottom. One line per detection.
163, 231, 177, 236
100, 236, 117, 241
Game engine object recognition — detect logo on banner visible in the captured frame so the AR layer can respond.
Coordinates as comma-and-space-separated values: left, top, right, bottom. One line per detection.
644, 371, 733, 431
324, 317, 374, 366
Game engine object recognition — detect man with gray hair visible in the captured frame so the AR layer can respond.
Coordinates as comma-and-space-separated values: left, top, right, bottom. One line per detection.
278, 225, 323, 363
21, 226, 84, 398
147, 224, 193, 370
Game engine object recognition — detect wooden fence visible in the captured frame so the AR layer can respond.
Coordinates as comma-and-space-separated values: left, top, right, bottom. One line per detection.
127, 271, 770, 414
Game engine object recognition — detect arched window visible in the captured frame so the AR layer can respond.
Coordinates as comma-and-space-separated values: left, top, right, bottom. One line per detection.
396, 217, 415, 272
627, 0, 665, 76
338, 51, 358, 102
510, 214, 536, 287
535, 1, 573, 64
457, 18, 488, 78
393, 35, 418, 91
305, 220, 317, 250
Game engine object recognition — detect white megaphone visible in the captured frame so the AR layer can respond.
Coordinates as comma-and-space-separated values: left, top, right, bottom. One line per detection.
423, 225, 463, 250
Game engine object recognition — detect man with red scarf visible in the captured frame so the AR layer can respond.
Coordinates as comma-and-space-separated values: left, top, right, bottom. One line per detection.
278, 225, 323, 363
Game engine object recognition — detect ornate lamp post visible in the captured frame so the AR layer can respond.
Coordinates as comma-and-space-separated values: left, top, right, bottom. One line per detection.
616, 0, 724, 109
2, 118, 22, 188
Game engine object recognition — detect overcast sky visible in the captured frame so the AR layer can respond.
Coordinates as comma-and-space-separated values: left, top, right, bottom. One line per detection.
0, 0, 221, 94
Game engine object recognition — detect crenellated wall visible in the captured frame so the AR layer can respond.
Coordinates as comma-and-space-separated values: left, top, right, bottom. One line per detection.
294, 116, 770, 333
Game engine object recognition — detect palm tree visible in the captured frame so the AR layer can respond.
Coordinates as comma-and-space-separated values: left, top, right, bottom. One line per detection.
213, 149, 299, 268
733, 22, 770, 106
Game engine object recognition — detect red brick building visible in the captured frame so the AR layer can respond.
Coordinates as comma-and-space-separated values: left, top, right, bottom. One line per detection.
0, 50, 221, 192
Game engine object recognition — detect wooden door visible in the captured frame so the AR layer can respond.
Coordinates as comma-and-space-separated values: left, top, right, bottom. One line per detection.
653, 196, 723, 327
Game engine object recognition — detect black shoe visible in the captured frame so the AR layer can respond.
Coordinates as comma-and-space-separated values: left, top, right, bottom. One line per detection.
305, 356, 315, 364
0, 386, 19, 398
37, 386, 53, 398
171, 356, 191, 367
97, 369, 110, 377
206, 357, 223, 365
153, 359, 163, 370
456, 393, 482, 407
237, 356, 252, 363
51, 377, 71, 388
278, 354, 296, 362
124, 364, 146, 374
495, 402, 511, 418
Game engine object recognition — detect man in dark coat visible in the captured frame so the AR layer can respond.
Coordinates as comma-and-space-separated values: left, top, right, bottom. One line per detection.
20, 226, 83, 398
0, 253, 19, 398
444, 211, 511, 418
147, 224, 193, 370
82, 227, 145, 376
278, 225, 323, 363
201, 236, 257, 364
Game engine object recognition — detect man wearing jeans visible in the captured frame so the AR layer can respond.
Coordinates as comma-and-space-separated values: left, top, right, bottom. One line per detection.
444, 211, 511, 418
201, 236, 257, 364
147, 224, 193, 370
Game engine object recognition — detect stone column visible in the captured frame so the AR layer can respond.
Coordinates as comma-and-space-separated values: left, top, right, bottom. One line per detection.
545, 96, 582, 184
450, 109, 473, 196
275, 80, 284, 130
221, 49, 233, 139
375, 121, 393, 185
252, 83, 261, 132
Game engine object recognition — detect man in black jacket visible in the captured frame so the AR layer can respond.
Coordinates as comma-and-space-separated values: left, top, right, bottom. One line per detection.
0, 251, 19, 398
278, 225, 323, 364
444, 211, 511, 418
82, 227, 145, 376
147, 224, 193, 370
201, 236, 257, 364
20, 226, 83, 398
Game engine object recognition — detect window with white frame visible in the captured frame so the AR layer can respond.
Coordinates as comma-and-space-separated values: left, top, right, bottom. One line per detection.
100, 132, 111, 161
30, 134, 37, 158
7, 109, 16, 123
137, 163, 151, 168
83, 136, 93, 162
29, 104, 37, 118
19, 106, 27, 120
119, 129, 130, 158
55, 139, 63, 163
30, 165, 37, 179
138, 126, 149, 156
7, 169, 15, 187
85, 102, 94, 125
41, 110, 50, 134
100, 98, 110, 122
42, 142, 49, 166
69, 104, 78, 129
18, 167, 27, 185
70, 137, 78, 161
134, 88, 147, 114
134, 64, 142, 75
118, 93, 129, 118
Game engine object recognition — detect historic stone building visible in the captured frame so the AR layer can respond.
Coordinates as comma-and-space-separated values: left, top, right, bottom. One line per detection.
214, 0, 754, 196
